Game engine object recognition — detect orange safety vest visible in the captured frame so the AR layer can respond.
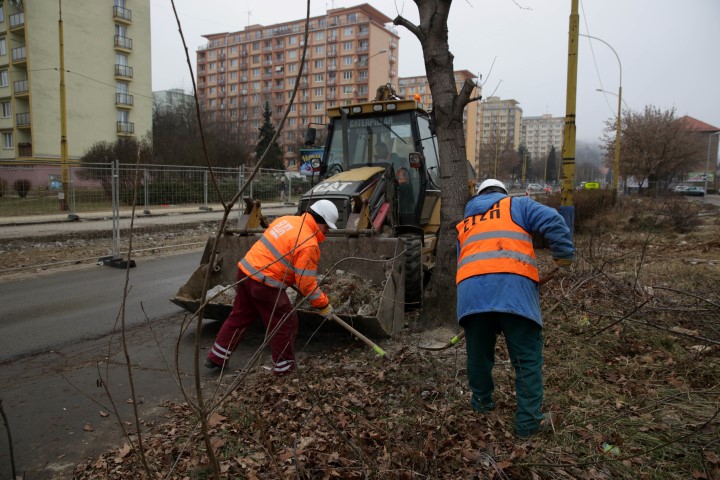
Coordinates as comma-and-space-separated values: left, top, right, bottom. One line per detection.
239, 214, 329, 309
455, 197, 539, 284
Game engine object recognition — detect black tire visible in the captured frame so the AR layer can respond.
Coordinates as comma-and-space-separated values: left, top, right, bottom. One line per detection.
399, 234, 423, 310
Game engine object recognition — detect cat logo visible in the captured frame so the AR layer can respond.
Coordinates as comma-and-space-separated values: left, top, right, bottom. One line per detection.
312, 181, 355, 193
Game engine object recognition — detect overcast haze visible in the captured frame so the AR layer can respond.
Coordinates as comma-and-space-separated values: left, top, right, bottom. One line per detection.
150, 0, 720, 147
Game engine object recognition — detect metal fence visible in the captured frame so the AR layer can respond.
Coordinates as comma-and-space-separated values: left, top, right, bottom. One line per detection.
0, 161, 314, 218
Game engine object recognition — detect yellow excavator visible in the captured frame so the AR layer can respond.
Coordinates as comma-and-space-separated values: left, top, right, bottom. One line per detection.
172, 84, 475, 337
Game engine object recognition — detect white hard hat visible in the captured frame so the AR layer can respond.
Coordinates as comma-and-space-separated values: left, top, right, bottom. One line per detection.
309, 199, 338, 229
476, 179, 508, 195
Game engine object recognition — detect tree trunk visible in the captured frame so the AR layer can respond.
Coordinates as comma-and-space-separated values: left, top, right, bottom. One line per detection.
395, 0, 477, 326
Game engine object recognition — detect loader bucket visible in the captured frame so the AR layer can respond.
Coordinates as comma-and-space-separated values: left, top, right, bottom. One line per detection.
171, 234, 405, 337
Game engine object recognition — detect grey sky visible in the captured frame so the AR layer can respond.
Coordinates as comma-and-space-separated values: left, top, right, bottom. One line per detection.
151, 0, 720, 145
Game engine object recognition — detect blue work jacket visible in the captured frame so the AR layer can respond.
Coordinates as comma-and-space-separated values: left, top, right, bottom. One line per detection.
456, 193, 574, 327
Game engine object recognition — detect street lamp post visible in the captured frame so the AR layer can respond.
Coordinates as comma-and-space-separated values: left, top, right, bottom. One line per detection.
596, 88, 628, 109
581, 34, 622, 203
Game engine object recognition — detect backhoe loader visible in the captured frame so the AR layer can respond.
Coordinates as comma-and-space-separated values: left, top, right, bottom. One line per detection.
171, 84, 476, 337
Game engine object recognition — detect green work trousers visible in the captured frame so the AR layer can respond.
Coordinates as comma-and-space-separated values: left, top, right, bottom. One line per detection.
461, 312, 544, 437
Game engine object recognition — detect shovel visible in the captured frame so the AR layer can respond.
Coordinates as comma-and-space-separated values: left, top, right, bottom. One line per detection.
330, 313, 389, 358
418, 268, 559, 351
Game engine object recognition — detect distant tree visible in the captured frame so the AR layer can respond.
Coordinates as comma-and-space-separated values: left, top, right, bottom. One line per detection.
77, 137, 152, 201
255, 102, 285, 171
153, 95, 203, 166
477, 131, 516, 181
603, 106, 703, 192
545, 146, 559, 183
576, 161, 602, 183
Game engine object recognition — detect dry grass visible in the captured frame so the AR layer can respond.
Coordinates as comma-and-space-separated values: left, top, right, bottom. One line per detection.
72, 196, 720, 480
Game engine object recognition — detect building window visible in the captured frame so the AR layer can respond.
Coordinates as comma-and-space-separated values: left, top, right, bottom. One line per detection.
314, 45, 324, 55
0, 70, 7, 87
314, 59, 324, 69
289, 36, 297, 45
314, 31, 324, 40
342, 56, 353, 65
342, 71, 352, 80
342, 41, 353, 51
0, 4, 4, 23
314, 73, 324, 83
0, 101, 9, 118
0, 38, 6, 57
2, 132, 12, 149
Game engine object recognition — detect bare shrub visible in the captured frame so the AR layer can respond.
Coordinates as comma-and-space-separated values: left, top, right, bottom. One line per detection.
13, 179, 31, 198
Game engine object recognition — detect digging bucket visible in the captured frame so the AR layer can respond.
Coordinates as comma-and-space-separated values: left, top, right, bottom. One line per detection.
171, 232, 405, 337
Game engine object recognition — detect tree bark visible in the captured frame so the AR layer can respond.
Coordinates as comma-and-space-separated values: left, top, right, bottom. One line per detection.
395, 0, 477, 325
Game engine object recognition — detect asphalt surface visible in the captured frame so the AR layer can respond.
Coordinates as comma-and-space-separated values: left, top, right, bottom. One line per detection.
0, 201, 298, 479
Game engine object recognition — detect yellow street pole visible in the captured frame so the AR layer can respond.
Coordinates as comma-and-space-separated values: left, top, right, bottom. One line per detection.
59, 0, 70, 212
560, 0, 579, 234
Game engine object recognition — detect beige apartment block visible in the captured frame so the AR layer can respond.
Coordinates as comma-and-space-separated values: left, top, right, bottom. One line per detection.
477, 96, 522, 177
0, 0, 152, 165
520, 113, 564, 164
397, 70, 481, 168
197, 3, 399, 168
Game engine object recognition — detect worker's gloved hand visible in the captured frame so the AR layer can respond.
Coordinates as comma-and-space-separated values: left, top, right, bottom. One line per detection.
316, 304, 334, 318
553, 258, 574, 276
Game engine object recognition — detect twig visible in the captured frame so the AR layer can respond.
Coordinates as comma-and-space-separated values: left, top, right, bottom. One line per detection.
0, 399, 17, 480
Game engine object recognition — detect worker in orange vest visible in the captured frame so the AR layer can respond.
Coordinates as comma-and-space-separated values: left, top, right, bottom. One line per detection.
205, 200, 338, 375
456, 179, 574, 437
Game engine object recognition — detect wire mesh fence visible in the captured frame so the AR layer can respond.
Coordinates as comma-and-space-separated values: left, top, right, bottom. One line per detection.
0, 162, 314, 218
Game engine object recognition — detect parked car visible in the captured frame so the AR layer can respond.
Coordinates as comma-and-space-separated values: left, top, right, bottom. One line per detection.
682, 186, 705, 197
526, 183, 543, 191
673, 185, 689, 193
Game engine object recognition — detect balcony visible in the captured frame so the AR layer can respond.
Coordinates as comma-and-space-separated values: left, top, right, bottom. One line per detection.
18, 143, 32, 157
115, 64, 134, 79
9, 12, 24, 30
389, 41, 397, 50
116, 121, 135, 134
13, 79, 28, 95
114, 35, 133, 52
11, 46, 26, 64
112, 6, 132, 24
15, 112, 30, 127
115, 93, 134, 107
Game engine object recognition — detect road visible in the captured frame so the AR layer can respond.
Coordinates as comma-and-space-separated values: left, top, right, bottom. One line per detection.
0, 250, 203, 363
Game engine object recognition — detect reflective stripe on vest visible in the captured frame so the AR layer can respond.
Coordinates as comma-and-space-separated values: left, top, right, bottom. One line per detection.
456, 197, 539, 284
239, 214, 328, 308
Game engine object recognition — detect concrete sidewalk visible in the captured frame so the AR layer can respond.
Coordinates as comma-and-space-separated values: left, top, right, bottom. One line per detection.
0, 202, 298, 240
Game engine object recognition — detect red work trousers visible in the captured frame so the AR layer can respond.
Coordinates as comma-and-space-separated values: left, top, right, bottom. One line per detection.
208, 269, 298, 374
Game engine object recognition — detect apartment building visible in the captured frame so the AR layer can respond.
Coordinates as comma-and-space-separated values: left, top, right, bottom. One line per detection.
197, 3, 399, 168
397, 70, 481, 168
476, 96, 522, 177
0, 0, 152, 165
520, 113, 564, 164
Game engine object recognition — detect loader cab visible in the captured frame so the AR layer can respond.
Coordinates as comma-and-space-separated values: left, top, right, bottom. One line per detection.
317, 99, 438, 228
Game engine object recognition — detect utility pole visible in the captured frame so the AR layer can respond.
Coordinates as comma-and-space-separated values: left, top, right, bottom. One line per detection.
58, 0, 70, 213
560, 0, 579, 234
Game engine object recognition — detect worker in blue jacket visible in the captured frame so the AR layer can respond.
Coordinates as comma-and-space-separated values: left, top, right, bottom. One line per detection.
456, 179, 574, 437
